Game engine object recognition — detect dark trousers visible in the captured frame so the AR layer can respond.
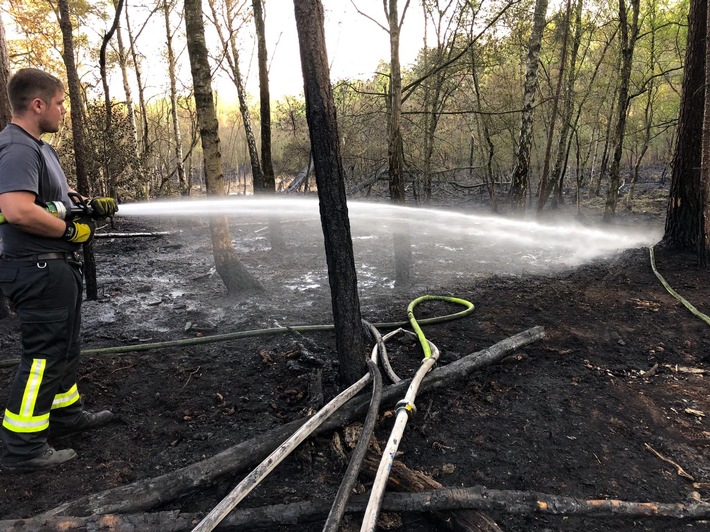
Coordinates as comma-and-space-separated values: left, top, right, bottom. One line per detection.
0, 258, 84, 461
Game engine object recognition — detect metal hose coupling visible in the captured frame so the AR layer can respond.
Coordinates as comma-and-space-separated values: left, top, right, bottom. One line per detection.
395, 399, 416, 418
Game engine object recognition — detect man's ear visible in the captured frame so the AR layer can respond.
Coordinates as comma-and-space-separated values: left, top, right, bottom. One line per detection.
30, 97, 44, 113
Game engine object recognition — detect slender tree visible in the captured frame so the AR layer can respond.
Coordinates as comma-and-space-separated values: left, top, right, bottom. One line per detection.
603, 0, 640, 222
162, 0, 187, 195
252, 0, 275, 193
510, 0, 549, 212
293, 0, 365, 385
99, 0, 125, 198
207, 0, 263, 190
184, 0, 263, 293
57, 0, 98, 300
386, 0, 413, 287
537, 0, 572, 213
114, 7, 142, 197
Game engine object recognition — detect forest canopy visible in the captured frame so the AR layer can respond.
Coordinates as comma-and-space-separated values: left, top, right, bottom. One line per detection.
0, 0, 688, 209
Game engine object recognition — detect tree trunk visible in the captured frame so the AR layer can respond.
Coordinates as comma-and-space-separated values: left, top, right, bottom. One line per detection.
115, 17, 142, 200
551, 0, 583, 208
252, 0, 275, 193
251, 0, 284, 251
0, 13, 10, 319
510, 0, 549, 212
293, 0, 365, 386
0, 13, 11, 128
471, 45, 497, 211
184, 0, 263, 294
603, 0, 640, 222
99, 0, 124, 199
663, 0, 706, 250
536, 0, 572, 213
207, 0, 263, 191
58, 0, 99, 300
387, 0, 413, 287
701, 0, 710, 266
163, 0, 187, 196
124, 7, 151, 198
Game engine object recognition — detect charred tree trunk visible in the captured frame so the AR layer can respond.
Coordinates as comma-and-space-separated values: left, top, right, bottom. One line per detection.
701, 0, 710, 266
293, 0, 365, 385
510, 0, 549, 212
184, 0, 262, 294
663, 0, 706, 251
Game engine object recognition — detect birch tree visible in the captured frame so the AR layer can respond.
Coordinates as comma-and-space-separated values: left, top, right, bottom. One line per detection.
509, 0, 549, 212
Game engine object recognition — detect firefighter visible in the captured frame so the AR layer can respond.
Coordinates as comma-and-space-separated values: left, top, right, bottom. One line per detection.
0, 68, 118, 471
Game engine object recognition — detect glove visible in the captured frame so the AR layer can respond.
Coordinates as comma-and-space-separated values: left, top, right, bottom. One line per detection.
89, 197, 119, 218
62, 217, 95, 244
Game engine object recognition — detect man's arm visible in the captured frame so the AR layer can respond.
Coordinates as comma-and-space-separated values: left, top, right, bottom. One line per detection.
0, 190, 66, 238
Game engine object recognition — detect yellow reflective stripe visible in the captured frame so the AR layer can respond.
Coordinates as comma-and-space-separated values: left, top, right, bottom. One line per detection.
2, 408, 50, 433
21, 359, 46, 419
52, 384, 80, 409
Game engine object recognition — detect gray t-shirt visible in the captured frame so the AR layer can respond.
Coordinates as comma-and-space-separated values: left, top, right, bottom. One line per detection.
0, 124, 78, 256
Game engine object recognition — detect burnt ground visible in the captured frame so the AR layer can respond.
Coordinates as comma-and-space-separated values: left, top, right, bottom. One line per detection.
1, 189, 710, 531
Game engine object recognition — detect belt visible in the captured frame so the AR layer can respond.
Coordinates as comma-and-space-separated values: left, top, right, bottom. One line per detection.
1, 251, 83, 262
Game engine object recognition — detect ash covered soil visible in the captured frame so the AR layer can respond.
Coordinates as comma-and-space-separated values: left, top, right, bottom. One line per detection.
1, 194, 710, 532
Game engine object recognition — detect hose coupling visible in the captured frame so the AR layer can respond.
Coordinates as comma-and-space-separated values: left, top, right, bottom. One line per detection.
395, 399, 416, 418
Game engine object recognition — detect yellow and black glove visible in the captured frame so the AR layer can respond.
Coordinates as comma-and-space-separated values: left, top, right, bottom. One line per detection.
62, 217, 96, 244
89, 197, 119, 218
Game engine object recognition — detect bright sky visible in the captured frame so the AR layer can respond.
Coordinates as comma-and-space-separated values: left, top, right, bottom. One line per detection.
228, 1, 426, 99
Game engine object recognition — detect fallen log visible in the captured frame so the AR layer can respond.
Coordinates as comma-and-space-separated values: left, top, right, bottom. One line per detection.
360, 455, 502, 531
11, 487, 710, 531
39, 326, 544, 519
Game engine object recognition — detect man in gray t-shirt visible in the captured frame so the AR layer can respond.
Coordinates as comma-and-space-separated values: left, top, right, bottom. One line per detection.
0, 68, 117, 471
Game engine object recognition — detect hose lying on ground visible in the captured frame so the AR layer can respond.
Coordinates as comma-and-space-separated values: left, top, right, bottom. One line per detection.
649, 246, 710, 327
0, 299, 476, 369
191, 296, 471, 532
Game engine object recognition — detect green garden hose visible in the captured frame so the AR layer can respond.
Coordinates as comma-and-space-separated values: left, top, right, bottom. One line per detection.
649, 246, 710, 327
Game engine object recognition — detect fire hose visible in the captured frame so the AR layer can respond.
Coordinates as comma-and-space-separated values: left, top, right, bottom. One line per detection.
191, 295, 474, 532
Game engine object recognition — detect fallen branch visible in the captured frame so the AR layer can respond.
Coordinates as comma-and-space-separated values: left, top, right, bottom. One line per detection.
644, 443, 695, 481
361, 455, 502, 531
11, 486, 710, 531
39, 326, 544, 518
